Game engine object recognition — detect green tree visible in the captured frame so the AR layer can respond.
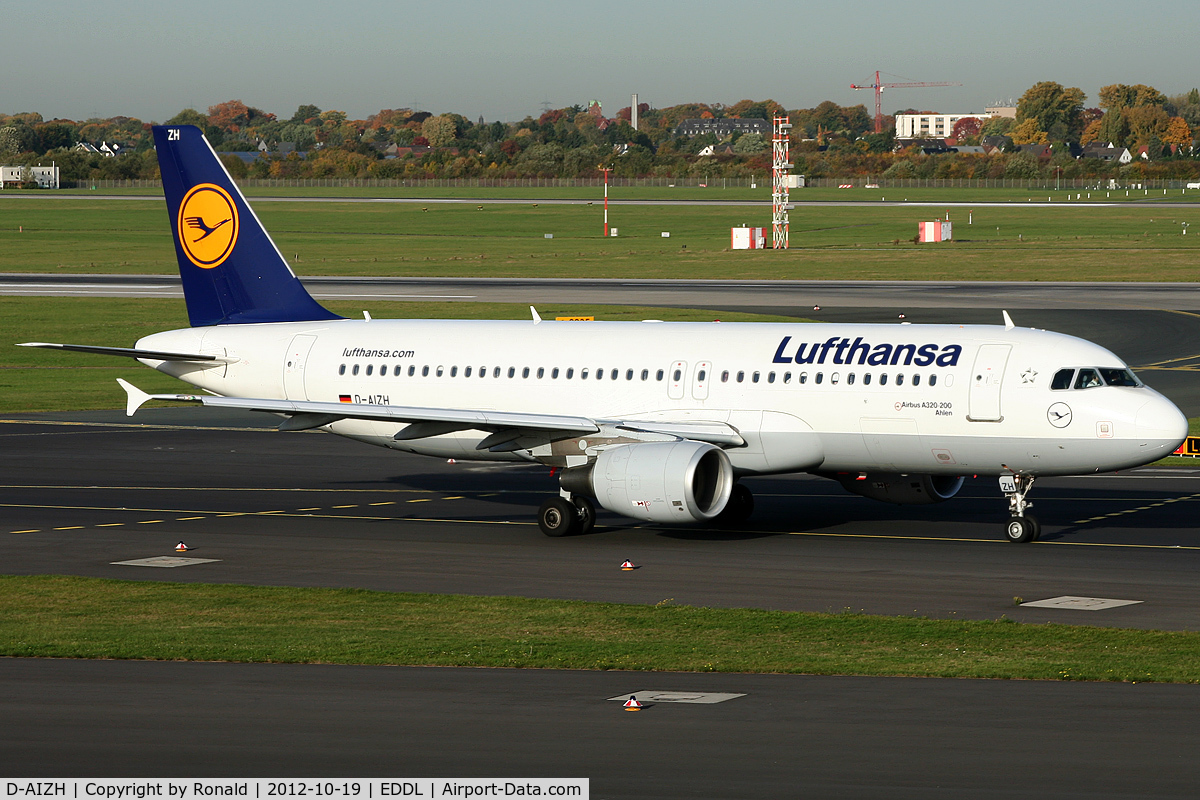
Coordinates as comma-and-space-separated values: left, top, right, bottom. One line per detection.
1015, 81, 1085, 141
732, 133, 766, 154
292, 104, 322, 123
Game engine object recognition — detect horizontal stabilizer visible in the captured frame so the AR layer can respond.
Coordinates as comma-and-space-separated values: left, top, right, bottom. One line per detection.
20, 342, 232, 363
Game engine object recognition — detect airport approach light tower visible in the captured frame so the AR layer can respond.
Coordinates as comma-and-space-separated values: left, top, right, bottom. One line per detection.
772, 115, 791, 250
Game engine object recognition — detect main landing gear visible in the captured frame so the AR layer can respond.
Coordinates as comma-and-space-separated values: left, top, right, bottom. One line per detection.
716, 483, 754, 525
538, 494, 596, 537
1000, 473, 1040, 543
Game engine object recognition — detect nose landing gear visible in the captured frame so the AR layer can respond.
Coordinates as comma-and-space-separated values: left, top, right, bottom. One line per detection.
1000, 473, 1040, 543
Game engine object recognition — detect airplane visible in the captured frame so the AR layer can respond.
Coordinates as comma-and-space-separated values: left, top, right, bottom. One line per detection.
20, 125, 1189, 543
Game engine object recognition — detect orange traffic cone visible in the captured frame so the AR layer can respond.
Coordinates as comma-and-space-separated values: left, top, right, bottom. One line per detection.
623, 696, 643, 711
175, 541, 189, 552
620, 560, 636, 570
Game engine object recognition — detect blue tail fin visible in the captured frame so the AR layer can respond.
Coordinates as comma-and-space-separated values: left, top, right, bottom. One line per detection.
153, 125, 342, 327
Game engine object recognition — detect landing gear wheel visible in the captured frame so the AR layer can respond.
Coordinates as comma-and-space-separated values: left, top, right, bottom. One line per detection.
1025, 514, 1041, 541
538, 497, 578, 537
573, 496, 596, 535
1004, 516, 1037, 543
717, 483, 754, 525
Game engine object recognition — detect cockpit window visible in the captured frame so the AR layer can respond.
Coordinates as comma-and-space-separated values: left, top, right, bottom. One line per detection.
1100, 368, 1140, 387
1051, 369, 1074, 390
1074, 368, 1103, 389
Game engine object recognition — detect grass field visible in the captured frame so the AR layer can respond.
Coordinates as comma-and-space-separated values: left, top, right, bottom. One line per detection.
1, 196, 1198, 281
3, 575, 1198, 683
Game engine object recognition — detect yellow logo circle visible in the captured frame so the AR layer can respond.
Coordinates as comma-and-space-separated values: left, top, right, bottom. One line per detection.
177, 184, 239, 269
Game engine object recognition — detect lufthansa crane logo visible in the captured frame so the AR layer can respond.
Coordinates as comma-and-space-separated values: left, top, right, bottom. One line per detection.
177, 183, 238, 269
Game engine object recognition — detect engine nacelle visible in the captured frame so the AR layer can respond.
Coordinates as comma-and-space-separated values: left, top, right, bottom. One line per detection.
827, 472, 964, 505
560, 441, 735, 524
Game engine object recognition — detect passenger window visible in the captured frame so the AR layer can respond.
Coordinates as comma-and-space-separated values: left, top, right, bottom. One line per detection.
366, 364, 373, 376
352, 364, 360, 376
493, 367, 501, 378
929, 375, 937, 386
1051, 369, 1075, 390
1075, 368, 1102, 389
673, 369, 682, 381
799, 372, 808, 384
597, 369, 604, 380
752, 371, 760, 383
537, 367, 544, 379
566, 368, 574, 379
896, 374, 904, 386
379, 363, 385, 375
912, 374, 921, 386
784, 372, 791, 384
699, 369, 707, 382
847, 373, 855, 385
641, 369, 649, 381
408, 365, 415, 377
508, 367, 516, 378
656, 370, 664, 381
879, 373, 888, 385
815, 372, 824, 384
522, 367, 530, 378
737, 371, 744, 383
721, 370, 729, 382
864, 373, 872, 385
767, 372, 775, 383
611, 369, 618, 380
393, 365, 401, 376
450, 366, 457, 377
582, 368, 590, 379
422, 366, 429, 377
552, 367, 559, 379
830, 372, 840, 385
338, 364, 346, 376
436, 366, 444, 377
626, 369, 633, 380
465, 366, 473, 377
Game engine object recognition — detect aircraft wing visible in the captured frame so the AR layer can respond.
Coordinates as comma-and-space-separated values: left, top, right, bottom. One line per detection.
116, 380, 744, 449
19, 342, 234, 363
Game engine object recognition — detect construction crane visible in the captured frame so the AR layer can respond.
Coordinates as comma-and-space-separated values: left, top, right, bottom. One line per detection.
851, 71, 962, 133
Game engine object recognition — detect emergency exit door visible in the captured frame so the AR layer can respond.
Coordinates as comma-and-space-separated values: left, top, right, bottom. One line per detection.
283, 334, 317, 400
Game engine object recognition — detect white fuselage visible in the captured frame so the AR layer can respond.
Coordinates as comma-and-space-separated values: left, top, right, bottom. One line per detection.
136, 318, 1188, 477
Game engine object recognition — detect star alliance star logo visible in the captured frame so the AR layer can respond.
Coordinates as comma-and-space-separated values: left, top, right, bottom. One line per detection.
1020, 368, 1038, 384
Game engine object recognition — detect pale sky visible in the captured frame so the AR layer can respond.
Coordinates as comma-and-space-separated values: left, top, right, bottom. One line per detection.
6, 0, 1195, 123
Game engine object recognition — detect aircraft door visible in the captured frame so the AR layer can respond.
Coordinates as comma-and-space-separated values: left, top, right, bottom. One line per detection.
692, 361, 711, 400
967, 344, 1011, 422
283, 334, 318, 401
668, 361, 687, 400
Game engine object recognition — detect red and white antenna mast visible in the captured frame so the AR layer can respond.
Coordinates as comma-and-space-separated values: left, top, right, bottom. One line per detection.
772, 114, 791, 250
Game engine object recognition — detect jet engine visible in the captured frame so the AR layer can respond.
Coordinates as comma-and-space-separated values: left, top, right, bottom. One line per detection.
827, 472, 964, 505
559, 441, 735, 524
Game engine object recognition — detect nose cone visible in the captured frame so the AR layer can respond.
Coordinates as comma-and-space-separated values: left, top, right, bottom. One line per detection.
1136, 393, 1189, 455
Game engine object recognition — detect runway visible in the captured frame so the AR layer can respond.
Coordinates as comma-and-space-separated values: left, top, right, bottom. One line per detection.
3, 411, 1200, 795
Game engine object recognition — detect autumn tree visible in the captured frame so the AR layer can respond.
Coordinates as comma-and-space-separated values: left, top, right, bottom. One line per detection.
421, 115, 458, 147
1009, 118, 1048, 145
1162, 117, 1192, 151
950, 117, 983, 142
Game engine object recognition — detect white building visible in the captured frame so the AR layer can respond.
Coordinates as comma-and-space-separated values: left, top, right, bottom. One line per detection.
0, 165, 60, 189
895, 112, 993, 140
